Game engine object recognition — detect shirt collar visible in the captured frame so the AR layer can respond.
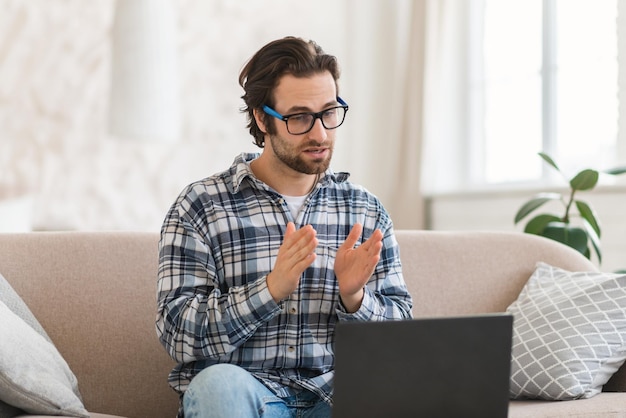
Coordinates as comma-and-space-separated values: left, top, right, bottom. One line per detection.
228, 152, 350, 194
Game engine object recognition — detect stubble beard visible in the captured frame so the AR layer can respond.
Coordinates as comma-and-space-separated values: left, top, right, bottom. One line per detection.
269, 134, 333, 175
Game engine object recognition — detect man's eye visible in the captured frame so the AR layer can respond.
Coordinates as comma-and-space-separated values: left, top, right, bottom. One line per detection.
289, 114, 310, 123
322, 109, 337, 117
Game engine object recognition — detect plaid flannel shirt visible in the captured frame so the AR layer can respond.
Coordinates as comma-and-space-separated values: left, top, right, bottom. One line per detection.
156, 153, 413, 405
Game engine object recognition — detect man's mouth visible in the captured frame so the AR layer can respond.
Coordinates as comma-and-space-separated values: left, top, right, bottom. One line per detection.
305, 148, 327, 155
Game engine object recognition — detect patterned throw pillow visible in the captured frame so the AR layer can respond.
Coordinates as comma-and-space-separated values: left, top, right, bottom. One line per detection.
507, 262, 626, 400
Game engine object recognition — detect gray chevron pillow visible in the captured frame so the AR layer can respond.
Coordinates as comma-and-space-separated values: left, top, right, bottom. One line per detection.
507, 262, 626, 400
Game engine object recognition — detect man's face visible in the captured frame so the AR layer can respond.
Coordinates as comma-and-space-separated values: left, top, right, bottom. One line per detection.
262, 72, 339, 175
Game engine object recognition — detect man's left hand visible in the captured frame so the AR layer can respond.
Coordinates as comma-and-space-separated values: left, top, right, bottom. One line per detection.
334, 224, 383, 312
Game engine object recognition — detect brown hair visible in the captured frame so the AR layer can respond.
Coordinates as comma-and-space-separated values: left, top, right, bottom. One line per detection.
238, 36, 341, 147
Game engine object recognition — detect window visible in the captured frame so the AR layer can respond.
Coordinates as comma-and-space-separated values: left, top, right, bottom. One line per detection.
424, 0, 623, 192
478, 0, 619, 184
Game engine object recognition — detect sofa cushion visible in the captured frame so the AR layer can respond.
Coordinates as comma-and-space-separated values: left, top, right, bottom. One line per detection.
0, 300, 89, 417
14, 415, 126, 418
0, 400, 23, 418
507, 262, 626, 400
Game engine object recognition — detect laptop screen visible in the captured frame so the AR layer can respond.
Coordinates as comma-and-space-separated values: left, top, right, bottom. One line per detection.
333, 314, 513, 418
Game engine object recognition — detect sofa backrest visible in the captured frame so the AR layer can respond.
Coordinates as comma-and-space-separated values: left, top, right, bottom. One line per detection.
0, 230, 608, 417
395, 230, 597, 317
0, 232, 178, 418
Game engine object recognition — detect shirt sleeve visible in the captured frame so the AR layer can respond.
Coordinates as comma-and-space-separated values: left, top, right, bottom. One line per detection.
155, 197, 282, 364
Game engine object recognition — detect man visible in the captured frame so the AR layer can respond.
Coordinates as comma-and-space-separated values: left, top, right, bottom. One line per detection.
156, 36, 413, 418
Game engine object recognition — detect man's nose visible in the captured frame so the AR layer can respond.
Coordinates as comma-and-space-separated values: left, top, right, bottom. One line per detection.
307, 117, 328, 140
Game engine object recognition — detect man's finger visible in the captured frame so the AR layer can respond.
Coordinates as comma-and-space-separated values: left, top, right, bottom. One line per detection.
341, 223, 363, 250
285, 222, 296, 238
362, 228, 383, 251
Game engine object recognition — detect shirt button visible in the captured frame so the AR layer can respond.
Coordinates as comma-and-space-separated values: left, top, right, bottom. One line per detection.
288, 346, 295, 353
289, 307, 297, 314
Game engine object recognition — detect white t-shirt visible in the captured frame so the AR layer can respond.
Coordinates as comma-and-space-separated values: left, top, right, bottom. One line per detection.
282, 194, 308, 219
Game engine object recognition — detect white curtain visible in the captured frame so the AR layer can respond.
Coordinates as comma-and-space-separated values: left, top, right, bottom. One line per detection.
342, 0, 428, 230
387, 0, 427, 230
421, 0, 473, 195
619, 0, 626, 163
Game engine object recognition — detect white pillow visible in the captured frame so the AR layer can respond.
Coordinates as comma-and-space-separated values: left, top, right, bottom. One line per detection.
0, 300, 89, 417
0, 272, 54, 415
0, 273, 51, 340
507, 262, 626, 400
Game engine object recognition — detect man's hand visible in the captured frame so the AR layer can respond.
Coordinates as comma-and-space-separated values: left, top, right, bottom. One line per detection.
267, 222, 318, 302
335, 224, 383, 312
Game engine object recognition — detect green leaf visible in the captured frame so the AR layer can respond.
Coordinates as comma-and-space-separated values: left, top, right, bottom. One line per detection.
514, 193, 562, 224
604, 166, 626, 175
538, 152, 561, 173
575, 200, 601, 238
523, 214, 561, 235
542, 222, 589, 257
570, 169, 599, 191
582, 218, 602, 264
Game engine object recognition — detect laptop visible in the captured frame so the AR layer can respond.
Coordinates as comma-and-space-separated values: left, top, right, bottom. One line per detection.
332, 313, 513, 418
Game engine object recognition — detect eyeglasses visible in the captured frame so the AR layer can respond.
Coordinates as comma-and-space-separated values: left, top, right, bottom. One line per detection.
262, 97, 349, 135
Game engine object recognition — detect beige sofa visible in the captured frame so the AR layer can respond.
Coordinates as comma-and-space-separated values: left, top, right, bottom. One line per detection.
0, 230, 625, 418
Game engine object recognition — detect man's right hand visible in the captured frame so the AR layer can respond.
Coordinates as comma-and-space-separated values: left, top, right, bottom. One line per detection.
267, 222, 318, 302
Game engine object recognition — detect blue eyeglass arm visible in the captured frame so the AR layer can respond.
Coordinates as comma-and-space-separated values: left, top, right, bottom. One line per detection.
262, 97, 349, 120
262, 105, 286, 120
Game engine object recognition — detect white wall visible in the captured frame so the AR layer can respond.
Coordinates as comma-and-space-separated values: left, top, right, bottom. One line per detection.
426, 186, 626, 273
1, 0, 421, 232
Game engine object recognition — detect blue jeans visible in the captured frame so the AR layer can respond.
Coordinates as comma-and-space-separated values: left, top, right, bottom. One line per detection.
183, 364, 332, 418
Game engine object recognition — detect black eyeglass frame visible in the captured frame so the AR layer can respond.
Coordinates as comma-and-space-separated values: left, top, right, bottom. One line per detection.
262, 97, 349, 135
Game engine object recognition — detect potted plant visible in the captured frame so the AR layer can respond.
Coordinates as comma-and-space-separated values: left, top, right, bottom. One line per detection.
514, 152, 626, 264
